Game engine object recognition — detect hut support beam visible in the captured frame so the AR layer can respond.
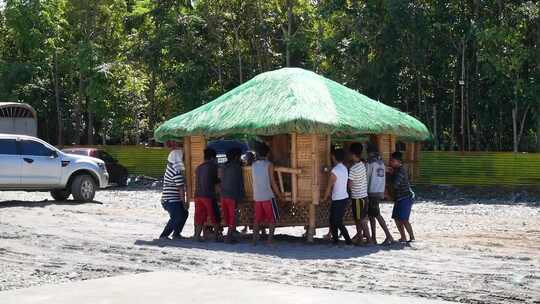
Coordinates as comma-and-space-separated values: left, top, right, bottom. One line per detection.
184, 136, 192, 203
291, 133, 298, 204
307, 134, 320, 243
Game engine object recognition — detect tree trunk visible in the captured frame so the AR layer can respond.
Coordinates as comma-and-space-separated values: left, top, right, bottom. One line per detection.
460, 40, 466, 152
537, 112, 540, 152
451, 84, 456, 150
535, 17, 540, 152
53, 51, 63, 147
234, 26, 243, 83
466, 75, 471, 151
517, 105, 531, 151
286, 0, 292, 67
102, 127, 106, 145
512, 106, 518, 152
148, 74, 157, 130
433, 103, 438, 151
75, 73, 84, 145
87, 107, 93, 145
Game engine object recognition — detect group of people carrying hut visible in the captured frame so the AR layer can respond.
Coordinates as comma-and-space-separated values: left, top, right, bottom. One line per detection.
158, 139, 416, 246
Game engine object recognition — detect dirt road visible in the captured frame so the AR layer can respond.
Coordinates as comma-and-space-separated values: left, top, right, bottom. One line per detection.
0, 189, 538, 303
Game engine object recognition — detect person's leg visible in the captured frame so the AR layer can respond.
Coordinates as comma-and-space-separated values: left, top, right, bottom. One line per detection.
336, 200, 352, 244
220, 198, 231, 242
360, 218, 371, 244
351, 199, 362, 242
159, 201, 174, 238
392, 201, 406, 242
193, 198, 206, 241
400, 197, 414, 241
376, 215, 394, 243
329, 201, 338, 243
394, 219, 406, 242
229, 200, 237, 240
201, 198, 218, 241
168, 203, 183, 238
253, 202, 263, 245
176, 206, 189, 237
403, 220, 415, 241
369, 216, 377, 243
225, 199, 237, 242
360, 198, 371, 244
265, 200, 278, 245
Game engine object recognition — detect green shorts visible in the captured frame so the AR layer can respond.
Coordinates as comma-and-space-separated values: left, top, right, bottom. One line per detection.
351, 198, 369, 221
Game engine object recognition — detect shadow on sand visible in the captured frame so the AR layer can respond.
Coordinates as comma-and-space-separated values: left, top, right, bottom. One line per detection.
0, 199, 103, 209
134, 234, 409, 260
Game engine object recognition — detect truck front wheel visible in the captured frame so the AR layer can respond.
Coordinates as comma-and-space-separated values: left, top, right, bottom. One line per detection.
51, 189, 71, 201
71, 174, 96, 202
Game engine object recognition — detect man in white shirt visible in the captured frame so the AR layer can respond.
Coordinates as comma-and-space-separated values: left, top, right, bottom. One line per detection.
323, 149, 352, 245
366, 143, 394, 245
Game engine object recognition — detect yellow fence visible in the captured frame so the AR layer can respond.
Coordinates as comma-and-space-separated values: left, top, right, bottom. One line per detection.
67, 147, 540, 186
417, 151, 540, 186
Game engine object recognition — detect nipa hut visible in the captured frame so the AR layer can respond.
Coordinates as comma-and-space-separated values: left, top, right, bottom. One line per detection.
154, 68, 429, 242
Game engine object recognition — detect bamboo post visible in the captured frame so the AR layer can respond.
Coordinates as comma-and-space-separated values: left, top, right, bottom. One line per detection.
277, 171, 285, 193
291, 133, 298, 204
183, 136, 192, 203
308, 133, 320, 243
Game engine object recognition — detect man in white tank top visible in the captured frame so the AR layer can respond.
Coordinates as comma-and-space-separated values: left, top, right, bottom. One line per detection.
366, 143, 394, 245
323, 149, 352, 245
251, 144, 282, 245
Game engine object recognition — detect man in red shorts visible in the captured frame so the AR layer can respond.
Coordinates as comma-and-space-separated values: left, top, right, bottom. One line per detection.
251, 144, 282, 245
194, 148, 220, 241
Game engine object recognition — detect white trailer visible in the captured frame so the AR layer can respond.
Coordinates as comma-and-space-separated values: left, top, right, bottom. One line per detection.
0, 102, 37, 137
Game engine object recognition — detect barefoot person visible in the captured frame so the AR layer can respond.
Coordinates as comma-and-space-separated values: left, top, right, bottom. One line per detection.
220, 148, 244, 243
251, 144, 282, 245
366, 143, 394, 245
159, 144, 189, 240
193, 148, 220, 241
388, 151, 415, 243
323, 149, 353, 245
348, 143, 371, 245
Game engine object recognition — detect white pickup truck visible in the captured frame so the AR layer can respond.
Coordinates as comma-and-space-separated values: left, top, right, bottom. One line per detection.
0, 134, 109, 202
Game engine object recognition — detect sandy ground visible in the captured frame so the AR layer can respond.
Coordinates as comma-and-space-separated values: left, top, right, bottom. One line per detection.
0, 271, 456, 304
0, 188, 539, 304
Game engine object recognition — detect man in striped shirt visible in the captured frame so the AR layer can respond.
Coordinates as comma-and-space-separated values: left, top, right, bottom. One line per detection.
159, 148, 188, 240
348, 143, 371, 245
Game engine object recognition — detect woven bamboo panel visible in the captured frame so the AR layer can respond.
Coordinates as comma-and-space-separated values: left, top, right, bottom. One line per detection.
404, 142, 421, 181
318, 134, 330, 198
234, 200, 355, 228
189, 135, 206, 199
371, 134, 395, 163
296, 134, 314, 202
314, 201, 355, 228
242, 166, 254, 200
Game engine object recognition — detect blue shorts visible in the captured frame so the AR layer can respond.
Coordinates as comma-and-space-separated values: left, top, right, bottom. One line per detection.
392, 197, 413, 221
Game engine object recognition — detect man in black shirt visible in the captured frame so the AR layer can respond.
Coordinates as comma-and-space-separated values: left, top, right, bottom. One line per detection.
389, 151, 415, 243
220, 148, 244, 243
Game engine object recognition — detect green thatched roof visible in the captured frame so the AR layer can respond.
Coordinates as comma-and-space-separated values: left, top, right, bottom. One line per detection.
155, 68, 430, 142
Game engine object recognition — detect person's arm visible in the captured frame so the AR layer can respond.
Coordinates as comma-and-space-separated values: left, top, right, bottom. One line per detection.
175, 170, 186, 204
323, 172, 337, 202
268, 163, 282, 200
366, 163, 373, 189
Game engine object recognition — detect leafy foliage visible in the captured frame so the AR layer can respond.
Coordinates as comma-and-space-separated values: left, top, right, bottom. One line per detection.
0, 0, 538, 151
